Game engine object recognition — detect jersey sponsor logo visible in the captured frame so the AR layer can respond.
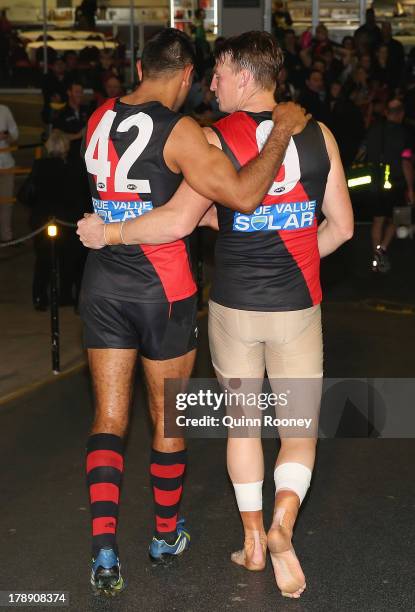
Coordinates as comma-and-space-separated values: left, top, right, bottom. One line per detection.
233, 201, 316, 232
92, 197, 153, 223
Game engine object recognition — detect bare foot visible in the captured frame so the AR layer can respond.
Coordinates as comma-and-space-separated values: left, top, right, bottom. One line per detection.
231, 529, 267, 571
267, 509, 306, 598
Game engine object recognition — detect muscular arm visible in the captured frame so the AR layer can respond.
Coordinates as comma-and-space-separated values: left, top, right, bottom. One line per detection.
119, 180, 212, 244
317, 123, 354, 258
165, 103, 309, 214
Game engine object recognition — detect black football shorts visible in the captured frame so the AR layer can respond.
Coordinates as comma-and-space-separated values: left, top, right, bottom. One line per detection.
79, 293, 198, 360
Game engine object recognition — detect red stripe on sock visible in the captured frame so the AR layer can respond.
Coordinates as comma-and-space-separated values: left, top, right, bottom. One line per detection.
150, 463, 185, 479
87, 450, 123, 473
92, 516, 117, 536
90, 482, 119, 504
154, 485, 183, 507
156, 514, 178, 533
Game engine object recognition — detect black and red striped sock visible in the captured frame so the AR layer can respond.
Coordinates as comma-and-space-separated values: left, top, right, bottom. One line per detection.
150, 448, 187, 542
86, 433, 124, 558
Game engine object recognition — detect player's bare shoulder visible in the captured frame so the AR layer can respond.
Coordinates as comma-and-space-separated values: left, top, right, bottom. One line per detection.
164, 115, 209, 172
317, 122, 338, 160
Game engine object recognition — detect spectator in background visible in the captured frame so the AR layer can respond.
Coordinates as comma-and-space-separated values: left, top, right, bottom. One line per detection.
91, 50, 121, 97
192, 72, 222, 124
320, 47, 343, 86
312, 57, 326, 76
380, 22, 404, 76
0, 104, 18, 243
283, 29, 305, 89
379, 23, 405, 90
344, 65, 373, 126
90, 75, 124, 111
18, 131, 91, 310
0, 8, 11, 35
8, 33, 32, 87
192, 8, 213, 78
361, 99, 414, 272
275, 65, 296, 102
77, 0, 97, 30
52, 81, 89, 159
271, 1, 293, 45
359, 53, 373, 77
372, 44, 394, 93
329, 80, 365, 167
35, 45, 57, 68
354, 8, 382, 55
367, 98, 387, 127
63, 51, 82, 85
299, 69, 330, 123
312, 23, 338, 58
41, 58, 69, 125
342, 36, 355, 53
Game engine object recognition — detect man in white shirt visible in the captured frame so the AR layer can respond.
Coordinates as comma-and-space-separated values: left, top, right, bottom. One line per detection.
0, 104, 19, 242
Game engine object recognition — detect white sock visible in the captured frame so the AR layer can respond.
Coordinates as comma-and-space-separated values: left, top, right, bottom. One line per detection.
233, 480, 263, 512
274, 462, 312, 505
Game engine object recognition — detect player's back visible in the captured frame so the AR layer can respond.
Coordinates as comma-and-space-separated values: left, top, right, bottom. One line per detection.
210, 111, 330, 312
81, 98, 196, 303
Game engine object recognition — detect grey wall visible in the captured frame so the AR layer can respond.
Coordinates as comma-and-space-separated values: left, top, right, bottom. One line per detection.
220, 5, 265, 37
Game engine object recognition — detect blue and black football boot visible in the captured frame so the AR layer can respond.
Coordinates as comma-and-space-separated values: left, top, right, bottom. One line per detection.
149, 518, 190, 565
90, 547, 125, 596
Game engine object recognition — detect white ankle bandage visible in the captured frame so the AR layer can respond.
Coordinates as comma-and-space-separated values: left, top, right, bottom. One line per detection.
233, 480, 263, 512
274, 462, 312, 505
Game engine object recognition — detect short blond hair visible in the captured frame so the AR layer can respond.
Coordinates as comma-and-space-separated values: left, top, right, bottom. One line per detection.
46, 130, 70, 158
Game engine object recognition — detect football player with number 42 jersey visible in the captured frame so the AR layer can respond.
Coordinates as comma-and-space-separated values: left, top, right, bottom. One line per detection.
78, 28, 309, 596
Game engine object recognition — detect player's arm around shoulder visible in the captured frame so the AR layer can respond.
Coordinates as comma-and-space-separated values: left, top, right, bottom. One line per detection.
164, 115, 241, 207
318, 122, 354, 257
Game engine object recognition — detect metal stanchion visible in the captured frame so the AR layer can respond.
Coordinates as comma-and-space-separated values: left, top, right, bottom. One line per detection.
48, 221, 60, 374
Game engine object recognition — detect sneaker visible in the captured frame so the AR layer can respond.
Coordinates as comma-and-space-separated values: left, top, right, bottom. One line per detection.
149, 518, 190, 565
90, 547, 125, 596
372, 245, 391, 273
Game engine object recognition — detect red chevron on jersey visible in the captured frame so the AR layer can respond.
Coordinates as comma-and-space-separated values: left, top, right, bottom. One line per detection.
141, 242, 197, 302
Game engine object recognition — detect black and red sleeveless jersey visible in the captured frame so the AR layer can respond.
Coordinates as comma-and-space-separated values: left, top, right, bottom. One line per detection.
210, 112, 330, 311
80, 98, 196, 302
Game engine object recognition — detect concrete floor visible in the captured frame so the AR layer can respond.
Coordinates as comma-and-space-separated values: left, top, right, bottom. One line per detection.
1, 268, 415, 611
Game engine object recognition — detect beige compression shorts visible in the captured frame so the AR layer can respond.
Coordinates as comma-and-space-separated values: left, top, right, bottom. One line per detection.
209, 301, 323, 378
208, 300, 323, 379
208, 301, 323, 437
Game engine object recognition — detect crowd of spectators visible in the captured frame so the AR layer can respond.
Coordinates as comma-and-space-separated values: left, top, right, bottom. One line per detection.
2, 6, 415, 168
185, 9, 415, 172
2, 8, 415, 296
